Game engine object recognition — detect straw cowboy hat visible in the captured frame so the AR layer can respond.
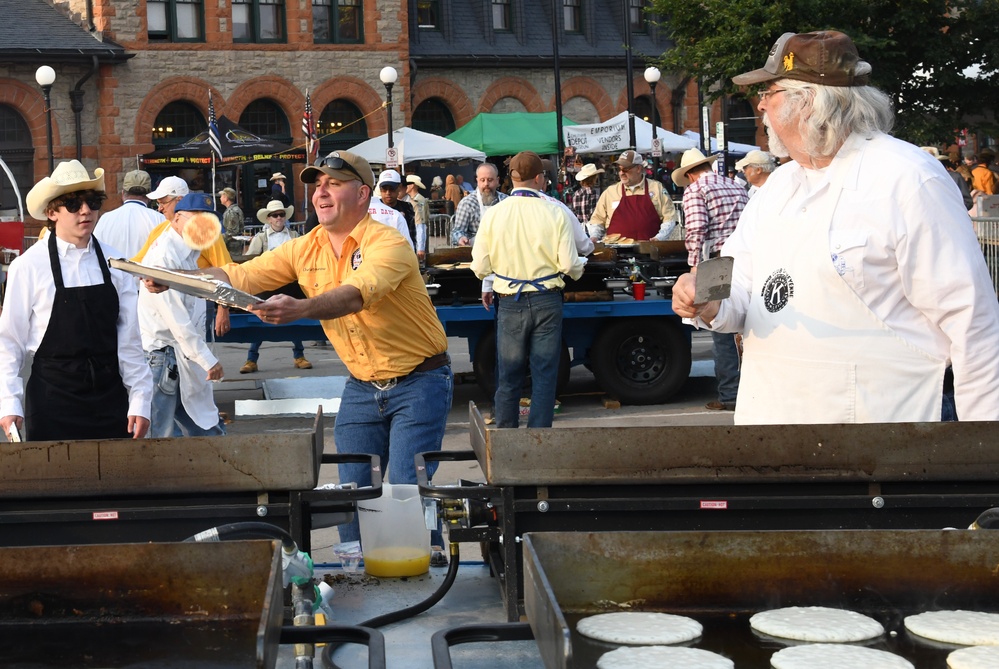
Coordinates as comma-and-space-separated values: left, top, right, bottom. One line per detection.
671, 148, 719, 188
575, 163, 605, 182
406, 174, 426, 190
269, 172, 288, 181
257, 199, 294, 224
26, 159, 105, 220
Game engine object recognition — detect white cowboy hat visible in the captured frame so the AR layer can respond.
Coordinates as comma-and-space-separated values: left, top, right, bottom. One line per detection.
26, 160, 105, 220
257, 199, 294, 224
269, 172, 287, 181
671, 148, 719, 188
575, 163, 605, 182
406, 174, 426, 190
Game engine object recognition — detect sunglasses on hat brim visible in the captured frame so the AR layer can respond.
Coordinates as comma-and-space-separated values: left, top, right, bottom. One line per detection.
315, 155, 365, 184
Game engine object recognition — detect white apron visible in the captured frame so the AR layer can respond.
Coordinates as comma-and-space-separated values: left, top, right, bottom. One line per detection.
735, 156, 944, 425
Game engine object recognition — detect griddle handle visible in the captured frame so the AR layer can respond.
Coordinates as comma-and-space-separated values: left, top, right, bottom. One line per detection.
309, 453, 383, 501
431, 623, 534, 669
280, 624, 386, 668
416, 450, 500, 501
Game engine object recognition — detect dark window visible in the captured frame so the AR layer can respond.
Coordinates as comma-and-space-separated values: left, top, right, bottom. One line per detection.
312, 0, 363, 43
239, 99, 291, 142
412, 99, 455, 137
633, 95, 654, 124
0, 105, 33, 215
147, 0, 204, 42
563, 0, 581, 32
233, 0, 285, 43
318, 100, 368, 153
628, 0, 646, 31
151, 101, 206, 149
416, 0, 439, 29
492, 0, 511, 30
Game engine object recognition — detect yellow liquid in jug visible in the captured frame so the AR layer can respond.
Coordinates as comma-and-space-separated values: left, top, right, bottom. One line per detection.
363, 547, 431, 577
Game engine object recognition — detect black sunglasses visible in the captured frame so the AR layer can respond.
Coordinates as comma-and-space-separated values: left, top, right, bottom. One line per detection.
267, 212, 286, 218
53, 191, 106, 213
315, 154, 365, 184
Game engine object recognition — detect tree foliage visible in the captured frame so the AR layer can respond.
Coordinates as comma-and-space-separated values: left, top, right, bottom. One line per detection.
649, 0, 999, 144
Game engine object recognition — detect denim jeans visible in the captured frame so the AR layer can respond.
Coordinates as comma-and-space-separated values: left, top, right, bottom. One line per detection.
246, 340, 304, 362
147, 347, 226, 438
712, 331, 741, 404
335, 364, 453, 543
494, 291, 563, 428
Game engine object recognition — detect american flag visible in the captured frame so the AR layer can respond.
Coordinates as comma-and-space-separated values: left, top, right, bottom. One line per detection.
303, 91, 317, 160
208, 91, 222, 161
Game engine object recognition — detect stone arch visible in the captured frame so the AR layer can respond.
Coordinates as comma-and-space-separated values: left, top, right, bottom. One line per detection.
226, 76, 306, 142
478, 77, 544, 113
615, 75, 675, 129
133, 76, 223, 150
551, 76, 615, 121
0, 78, 63, 182
412, 77, 474, 128
311, 76, 387, 137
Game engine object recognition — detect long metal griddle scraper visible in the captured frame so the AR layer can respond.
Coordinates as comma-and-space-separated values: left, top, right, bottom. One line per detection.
693, 255, 735, 304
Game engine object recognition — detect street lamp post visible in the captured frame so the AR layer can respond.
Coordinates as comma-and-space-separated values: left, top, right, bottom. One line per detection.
379, 66, 398, 151
644, 66, 661, 178
35, 65, 56, 173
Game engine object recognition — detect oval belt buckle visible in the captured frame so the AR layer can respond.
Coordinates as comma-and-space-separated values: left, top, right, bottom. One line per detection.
371, 377, 398, 392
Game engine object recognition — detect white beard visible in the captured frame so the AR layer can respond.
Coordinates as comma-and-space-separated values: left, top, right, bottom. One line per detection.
763, 113, 791, 160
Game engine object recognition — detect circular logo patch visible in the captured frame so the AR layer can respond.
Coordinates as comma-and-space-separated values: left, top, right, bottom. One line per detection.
761, 269, 794, 313
351, 248, 362, 270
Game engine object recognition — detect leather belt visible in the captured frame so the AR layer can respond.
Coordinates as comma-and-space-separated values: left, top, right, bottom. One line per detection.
367, 352, 450, 391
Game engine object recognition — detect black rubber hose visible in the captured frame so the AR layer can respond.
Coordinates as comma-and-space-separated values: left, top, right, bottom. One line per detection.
183, 521, 297, 550
321, 543, 461, 669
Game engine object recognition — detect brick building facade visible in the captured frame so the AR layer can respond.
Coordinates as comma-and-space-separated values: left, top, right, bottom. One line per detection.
0, 0, 758, 233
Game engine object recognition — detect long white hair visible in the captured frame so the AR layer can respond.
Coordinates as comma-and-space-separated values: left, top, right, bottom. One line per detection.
773, 78, 894, 159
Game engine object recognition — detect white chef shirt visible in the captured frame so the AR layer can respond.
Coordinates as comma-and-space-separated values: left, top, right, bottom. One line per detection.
368, 198, 414, 249
706, 132, 999, 421
0, 234, 153, 419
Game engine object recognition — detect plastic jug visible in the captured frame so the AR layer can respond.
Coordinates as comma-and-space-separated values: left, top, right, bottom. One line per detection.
357, 483, 431, 577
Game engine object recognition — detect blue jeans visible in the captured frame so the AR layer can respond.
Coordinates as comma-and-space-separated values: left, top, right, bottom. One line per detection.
494, 291, 563, 428
712, 331, 741, 404
335, 364, 453, 543
147, 347, 226, 438
246, 340, 304, 362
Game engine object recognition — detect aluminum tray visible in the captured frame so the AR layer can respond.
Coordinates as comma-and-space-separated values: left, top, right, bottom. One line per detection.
523, 529, 999, 669
469, 403, 999, 485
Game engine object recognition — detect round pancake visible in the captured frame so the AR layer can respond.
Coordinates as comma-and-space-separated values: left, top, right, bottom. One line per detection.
905, 610, 999, 646
597, 645, 732, 669
771, 643, 914, 669
948, 645, 999, 669
182, 212, 222, 250
750, 606, 884, 642
576, 611, 702, 645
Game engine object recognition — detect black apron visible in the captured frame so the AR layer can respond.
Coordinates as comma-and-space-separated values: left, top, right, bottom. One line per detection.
24, 234, 130, 441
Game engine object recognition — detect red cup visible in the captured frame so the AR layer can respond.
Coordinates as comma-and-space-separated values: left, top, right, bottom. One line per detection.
633, 282, 646, 300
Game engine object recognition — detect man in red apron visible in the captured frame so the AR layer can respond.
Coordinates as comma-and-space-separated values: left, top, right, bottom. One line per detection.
0, 160, 153, 441
588, 150, 678, 242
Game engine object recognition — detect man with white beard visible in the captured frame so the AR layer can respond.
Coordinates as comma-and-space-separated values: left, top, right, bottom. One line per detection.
671, 30, 999, 424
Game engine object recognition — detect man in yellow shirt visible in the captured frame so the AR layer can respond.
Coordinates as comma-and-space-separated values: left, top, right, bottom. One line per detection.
199, 151, 452, 544
588, 150, 678, 242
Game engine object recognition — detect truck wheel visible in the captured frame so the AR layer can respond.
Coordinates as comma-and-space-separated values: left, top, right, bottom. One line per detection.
591, 318, 691, 405
473, 329, 571, 397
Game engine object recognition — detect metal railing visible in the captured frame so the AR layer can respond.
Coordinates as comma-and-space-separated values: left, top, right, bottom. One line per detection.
973, 217, 999, 295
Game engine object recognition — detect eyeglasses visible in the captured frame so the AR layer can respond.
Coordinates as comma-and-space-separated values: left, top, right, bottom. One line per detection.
267, 212, 286, 218
758, 88, 787, 102
53, 191, 106, 213
315, 154, 365, 184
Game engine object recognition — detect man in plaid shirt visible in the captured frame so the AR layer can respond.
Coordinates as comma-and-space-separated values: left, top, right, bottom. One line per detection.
672, 148, 748, 412
570, 163, 603, 226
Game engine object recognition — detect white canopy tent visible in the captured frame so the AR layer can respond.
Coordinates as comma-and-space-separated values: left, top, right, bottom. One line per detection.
682, 131, 760, 155
563, 111, 696, 156
348, 127, 486, 166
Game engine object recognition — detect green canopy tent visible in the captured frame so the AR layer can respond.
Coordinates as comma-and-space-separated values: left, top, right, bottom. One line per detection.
446, 112, 578, 156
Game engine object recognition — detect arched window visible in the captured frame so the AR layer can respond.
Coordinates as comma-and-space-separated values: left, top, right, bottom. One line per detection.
151, 101, 206, 148
726, 97, 758, 146
239, 99, 291, 143
633, 95, 655, 124
317, 100, 368, 153
0, 105, 33, 215
413, 99, 456, 136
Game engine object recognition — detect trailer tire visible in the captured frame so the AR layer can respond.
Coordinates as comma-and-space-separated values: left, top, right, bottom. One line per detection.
473, 329, 571, 397
591, 318, 691, 405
